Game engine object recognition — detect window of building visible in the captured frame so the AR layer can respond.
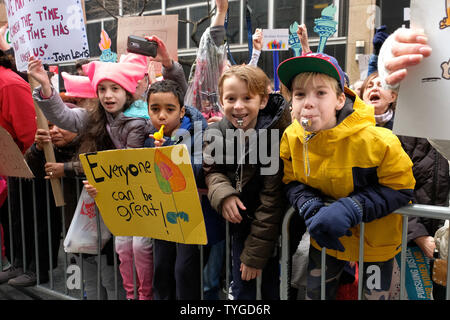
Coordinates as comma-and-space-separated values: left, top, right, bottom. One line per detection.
377, 0, 410, 34
274, 0, 301, 29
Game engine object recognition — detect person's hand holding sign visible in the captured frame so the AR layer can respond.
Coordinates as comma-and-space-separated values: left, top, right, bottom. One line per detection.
28, 56, 53, 97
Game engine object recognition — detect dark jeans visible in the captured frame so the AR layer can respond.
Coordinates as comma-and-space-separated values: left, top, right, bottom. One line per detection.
153, 239, 201, 299
230, 227, 280, 300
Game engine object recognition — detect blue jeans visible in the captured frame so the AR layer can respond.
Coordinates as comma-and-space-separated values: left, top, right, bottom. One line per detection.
203, 240, 225, 300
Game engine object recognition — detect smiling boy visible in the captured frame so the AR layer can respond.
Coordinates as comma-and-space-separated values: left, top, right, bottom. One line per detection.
278, 53, 415, 300
203, 65, 291, 299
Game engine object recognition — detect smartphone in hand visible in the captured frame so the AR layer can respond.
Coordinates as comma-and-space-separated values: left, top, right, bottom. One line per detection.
127, 35, 158, 57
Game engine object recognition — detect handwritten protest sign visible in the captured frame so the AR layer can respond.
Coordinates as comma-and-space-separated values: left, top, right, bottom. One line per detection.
4, 0, 89, 72
262, 29, 289, 51
393, 0, 450, 139
0, 3, 7, 24
0, 126, 34, 178
79, 145, 207, 245
117, 15, 178, 75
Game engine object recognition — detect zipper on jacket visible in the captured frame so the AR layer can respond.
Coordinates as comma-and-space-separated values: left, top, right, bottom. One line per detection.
303, 132, 316, 177
235, 128, 245, 193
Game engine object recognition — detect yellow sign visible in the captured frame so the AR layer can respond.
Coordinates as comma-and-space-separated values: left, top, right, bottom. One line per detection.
79, 145, 207, 245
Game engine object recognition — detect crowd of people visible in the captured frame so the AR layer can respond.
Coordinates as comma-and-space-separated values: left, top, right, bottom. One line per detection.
0, 0, 448, 301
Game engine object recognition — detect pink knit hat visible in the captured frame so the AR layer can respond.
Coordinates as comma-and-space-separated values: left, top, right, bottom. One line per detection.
82, 53, 148, 94
61, 72, 97, 98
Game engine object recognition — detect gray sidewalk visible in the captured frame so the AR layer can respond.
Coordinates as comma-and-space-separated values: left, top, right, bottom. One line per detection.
0, 242, 81, 300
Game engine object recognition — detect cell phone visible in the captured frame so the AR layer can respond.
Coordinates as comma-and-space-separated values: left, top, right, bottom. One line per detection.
126, 35, 158, 57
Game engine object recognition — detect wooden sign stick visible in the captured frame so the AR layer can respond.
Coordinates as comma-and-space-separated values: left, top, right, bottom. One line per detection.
28, 76, 65, 207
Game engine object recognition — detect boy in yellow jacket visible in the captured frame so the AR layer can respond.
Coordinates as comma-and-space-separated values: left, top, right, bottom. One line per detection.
278, 53, 415, 300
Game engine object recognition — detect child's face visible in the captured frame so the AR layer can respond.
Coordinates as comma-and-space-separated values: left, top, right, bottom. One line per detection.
362, 76, 397, 115
148, 91, 185, 137
220, 76, 268, 131
291, 74, 346, 132
97, 80, 128, 116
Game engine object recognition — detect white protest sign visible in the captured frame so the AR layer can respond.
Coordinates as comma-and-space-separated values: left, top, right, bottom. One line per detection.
4, 0, 89, 72
262, 29, 289, 51
393, 0, 450, 140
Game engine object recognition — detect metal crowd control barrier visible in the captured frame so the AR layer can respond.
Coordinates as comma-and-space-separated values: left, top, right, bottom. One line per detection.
1, 176, 449, 300
279, 204, 450, 300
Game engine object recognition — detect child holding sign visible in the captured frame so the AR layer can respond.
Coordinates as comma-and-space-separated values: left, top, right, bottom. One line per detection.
145, 79, 208, 299
28, 54, 153, 300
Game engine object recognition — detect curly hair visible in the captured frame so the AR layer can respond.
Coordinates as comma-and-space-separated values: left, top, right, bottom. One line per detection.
0, 51, 16, 70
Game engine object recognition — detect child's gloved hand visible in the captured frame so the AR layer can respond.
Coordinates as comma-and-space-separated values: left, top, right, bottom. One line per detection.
310, 230, 346, 252
298, 197, 325, 221
306, 197, 363, 251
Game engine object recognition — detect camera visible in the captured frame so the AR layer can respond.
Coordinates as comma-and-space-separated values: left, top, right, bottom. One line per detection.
126, 35, 158, 57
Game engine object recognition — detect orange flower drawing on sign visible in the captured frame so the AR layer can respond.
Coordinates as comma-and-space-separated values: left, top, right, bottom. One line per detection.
154, 149, 188, 242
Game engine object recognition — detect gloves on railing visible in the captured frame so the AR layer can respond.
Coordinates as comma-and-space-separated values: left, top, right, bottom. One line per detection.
306, 197, 363, 251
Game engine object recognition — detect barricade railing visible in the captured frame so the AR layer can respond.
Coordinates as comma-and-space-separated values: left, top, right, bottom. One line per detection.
1, 176, 449, 300
279, 204, 450, 300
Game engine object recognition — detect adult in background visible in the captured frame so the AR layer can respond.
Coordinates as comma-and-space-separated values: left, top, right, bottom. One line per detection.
0, 25, 37, 280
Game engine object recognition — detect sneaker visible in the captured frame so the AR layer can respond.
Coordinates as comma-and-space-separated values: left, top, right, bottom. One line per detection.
8, 271, 37, 287
1, 257, 11, 271
0, 266, 23, 284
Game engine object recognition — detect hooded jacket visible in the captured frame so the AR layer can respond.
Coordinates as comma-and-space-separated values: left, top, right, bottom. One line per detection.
0, 66, 37, 154
280, 89, 415, 262
203, 93, 291, 269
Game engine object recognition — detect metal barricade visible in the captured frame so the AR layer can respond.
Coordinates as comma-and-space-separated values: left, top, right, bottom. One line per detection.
3, 176, 448, 301
279, 204, 450, 300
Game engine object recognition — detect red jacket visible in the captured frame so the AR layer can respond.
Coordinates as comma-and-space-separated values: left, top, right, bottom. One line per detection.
0, 66, 37, 154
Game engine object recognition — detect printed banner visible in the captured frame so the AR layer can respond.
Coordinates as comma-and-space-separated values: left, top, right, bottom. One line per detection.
394, 0, 450, 139
0, 126, 34, 178
262, 29, 289, 51
79, 146, 207, 245
395, 246, 433, 300
4, 0, 89, 72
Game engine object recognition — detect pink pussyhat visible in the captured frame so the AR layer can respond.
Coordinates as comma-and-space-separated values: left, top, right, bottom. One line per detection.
119, 52, 149, 70
61, 72, 97, 98
82, 55, 148, 94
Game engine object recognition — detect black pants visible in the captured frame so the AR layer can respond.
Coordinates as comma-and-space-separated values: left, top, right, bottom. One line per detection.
153, 239, 201, 299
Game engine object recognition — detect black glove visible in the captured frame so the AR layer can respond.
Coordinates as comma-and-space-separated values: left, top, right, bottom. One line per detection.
306, 197, 363, 251
373, 25, 389, 55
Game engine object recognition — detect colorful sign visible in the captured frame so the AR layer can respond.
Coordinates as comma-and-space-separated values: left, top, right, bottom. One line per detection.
4, 0, 89, 72
79, 146, 207, 245
395, 246, 433, 300
288, 21, 302, 57
313, 4, 338, 53
262, 29, 289, 51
